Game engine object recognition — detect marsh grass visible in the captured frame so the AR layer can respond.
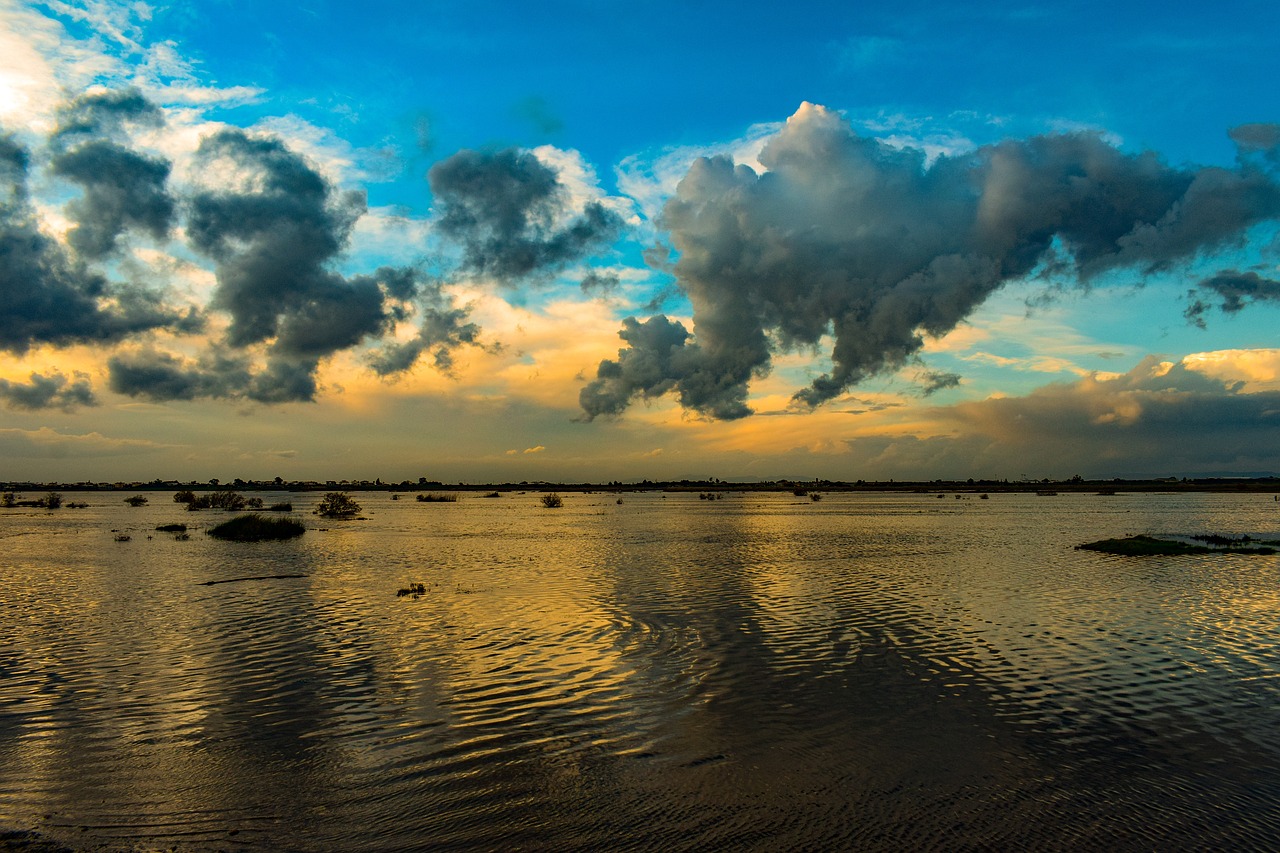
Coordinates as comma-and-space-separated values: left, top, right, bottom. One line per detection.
207, 514, 306, 541
416, 493, 458, 503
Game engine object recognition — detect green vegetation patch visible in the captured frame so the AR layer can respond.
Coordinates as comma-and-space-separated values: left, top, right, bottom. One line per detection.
1078, 535, 1278, 556
207, 514, 306, 541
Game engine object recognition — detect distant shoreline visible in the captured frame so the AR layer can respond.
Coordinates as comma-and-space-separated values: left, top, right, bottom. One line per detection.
3, 476, 1279, 495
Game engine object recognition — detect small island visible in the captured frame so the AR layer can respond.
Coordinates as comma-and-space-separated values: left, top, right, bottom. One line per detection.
1077, 534, 1280, 556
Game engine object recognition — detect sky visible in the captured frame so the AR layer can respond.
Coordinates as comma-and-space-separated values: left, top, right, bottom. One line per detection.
1, 0, 1280, 484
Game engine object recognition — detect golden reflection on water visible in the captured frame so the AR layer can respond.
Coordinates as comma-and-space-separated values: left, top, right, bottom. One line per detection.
2, 490, 1280, 849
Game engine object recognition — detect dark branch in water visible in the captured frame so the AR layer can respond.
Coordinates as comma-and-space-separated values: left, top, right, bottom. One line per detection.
199, 574, 308, 586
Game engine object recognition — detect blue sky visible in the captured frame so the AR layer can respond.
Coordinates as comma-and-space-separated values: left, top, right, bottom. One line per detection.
1, 0, 1279, 483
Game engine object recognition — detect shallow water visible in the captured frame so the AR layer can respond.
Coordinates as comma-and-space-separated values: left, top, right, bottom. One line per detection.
2, 490, 1280, 850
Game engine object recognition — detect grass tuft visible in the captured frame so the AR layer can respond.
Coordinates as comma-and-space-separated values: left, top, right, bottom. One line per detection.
207, 514, 306, 541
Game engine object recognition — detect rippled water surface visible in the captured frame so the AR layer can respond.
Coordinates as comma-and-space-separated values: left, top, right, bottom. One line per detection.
3, 490, 1280, 850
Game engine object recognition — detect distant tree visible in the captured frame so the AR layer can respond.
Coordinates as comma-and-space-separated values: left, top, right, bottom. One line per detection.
42, 492, 63, 509
315, 492, 361, 519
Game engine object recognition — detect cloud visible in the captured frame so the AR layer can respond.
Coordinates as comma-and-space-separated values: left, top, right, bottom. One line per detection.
0, 371, 96, 410
579, 314, 723, 418
916, 370, 961, 396
0, 132, 189, 353
1230, 123, 1280, 167
163, 127, 470, 399
428, 146, 624, 280
580, 269, 620, 295
1185, 270, 1280, 327
52, 139, 174, 257
916, 355, 1280, 476
53, 87, 163, 138
107, 347, 252, 401
582, 103, 1280, 420
0, 425, 169, 459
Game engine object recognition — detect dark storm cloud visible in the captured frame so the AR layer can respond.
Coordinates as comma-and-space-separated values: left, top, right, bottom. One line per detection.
182, 129, 471, 399
917, 370, 962, 396
0, 133, 186, 353
368, 305, 482, 375
581, 104, 1280, 420
1185, 270, 1280, 327
107, 346, 320, 405
0, 371, 97, 410
580, 270, 620, 295
1229, 123, 1280, 167
50, 89, 174, 258
187, 128, 371, 349
51, 140, 174, 258
54, 88, 163, 138
107, 348, 252, 401
577, 315, 714, 416
428, 147, 623, 280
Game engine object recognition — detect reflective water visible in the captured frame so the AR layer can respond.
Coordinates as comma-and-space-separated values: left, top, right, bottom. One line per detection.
2, 491, 1280, 850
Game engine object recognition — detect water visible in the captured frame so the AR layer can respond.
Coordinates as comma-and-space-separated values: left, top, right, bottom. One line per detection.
2, 490, 1280, 850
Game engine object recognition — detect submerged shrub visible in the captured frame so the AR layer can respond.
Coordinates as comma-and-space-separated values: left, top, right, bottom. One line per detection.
188, 491, 248, 511
42, 492, 63, 509
416, 493, 458, 502
540, 493, 563, 508
124, 495, 148, 507
315, 492, 361, 519
174, 490, 196, 504
267, 502, 293, 512
156, 523, 188, 532
207, 514, 306, 541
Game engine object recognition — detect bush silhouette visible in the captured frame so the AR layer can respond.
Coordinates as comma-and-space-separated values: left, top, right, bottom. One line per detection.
315, 492, 361, 519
